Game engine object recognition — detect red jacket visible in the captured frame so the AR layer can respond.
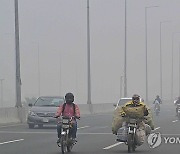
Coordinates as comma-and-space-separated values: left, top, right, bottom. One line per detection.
55, 103, 80, 118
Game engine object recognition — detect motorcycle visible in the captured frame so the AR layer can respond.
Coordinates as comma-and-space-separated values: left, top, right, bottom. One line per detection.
154, 100, 160, 116
117, 117, 145, 153
154, 105, 160, 116
57, 116, 77, 154
176, 104, 180, 120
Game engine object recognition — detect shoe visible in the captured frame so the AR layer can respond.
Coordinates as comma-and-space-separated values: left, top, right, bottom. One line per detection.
57, 138, 61, 144
72, 138, 77, 143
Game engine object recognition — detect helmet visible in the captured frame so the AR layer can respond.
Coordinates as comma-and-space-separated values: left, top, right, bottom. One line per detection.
65, 92, 74, 104
156, 95, 159, 98
132, 94, 140, 104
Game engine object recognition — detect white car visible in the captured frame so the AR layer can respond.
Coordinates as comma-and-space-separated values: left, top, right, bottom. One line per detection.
114, 97, 132, 109
114, 97, 144, 109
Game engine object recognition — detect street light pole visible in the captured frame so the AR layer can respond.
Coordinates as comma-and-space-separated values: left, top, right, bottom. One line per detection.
0, 79, 4, 107
87, 0, 91, 104
120, 76, 123, 98
14, 0, 22, 107
124, 0, 127, 97
145, 6, 159, 102
171, 32, 180, 100
179, 43, 180, 96
37, 42, 40, 97
160, 21, 170, 100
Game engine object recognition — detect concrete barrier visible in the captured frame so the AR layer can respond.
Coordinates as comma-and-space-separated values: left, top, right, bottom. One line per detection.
0, 100, 175, 124
0, 107, 20, 124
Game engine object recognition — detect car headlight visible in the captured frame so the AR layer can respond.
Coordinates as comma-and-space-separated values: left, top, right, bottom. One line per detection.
28, 111, 36, 116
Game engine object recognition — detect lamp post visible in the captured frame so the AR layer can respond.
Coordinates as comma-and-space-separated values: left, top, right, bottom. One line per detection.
87, 0, 91, 104
145, 6, 159, 102
179, 43, 180, 96
120, 76, 123, 98
124, 0, 127, 97
160, 21, 170, 100
171, 32, 180, 100
37, 42, 40, 97
0, 79, 4, 107
14, 0, 22, 107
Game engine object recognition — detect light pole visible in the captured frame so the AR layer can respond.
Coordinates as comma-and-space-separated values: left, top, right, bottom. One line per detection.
124, 0, 127, 97
160, 21, 170, 100
87, 0, 91, 104
14, 0, 22, 107
0, 79, 4, 107
145, 6, 159, 102
171, 32, 180, 100
37, 42, 40, 97
120, 76, 123, 98
179, 43, 180, 96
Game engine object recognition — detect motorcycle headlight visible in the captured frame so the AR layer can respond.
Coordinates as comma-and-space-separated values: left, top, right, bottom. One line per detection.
28, 111, 36, 116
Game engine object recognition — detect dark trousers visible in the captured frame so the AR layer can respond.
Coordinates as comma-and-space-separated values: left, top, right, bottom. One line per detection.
57, 121, 77, 139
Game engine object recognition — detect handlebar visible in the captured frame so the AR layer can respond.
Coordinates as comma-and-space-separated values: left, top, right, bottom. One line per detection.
53, 115, 80, 120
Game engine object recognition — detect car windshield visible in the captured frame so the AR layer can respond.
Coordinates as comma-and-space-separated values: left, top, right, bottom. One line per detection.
34, 97, 64, 107
118, 99, 132, 106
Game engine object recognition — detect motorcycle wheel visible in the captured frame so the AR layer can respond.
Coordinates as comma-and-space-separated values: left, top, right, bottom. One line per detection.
178, 113, 180, 120
67, 144, 73, 152
127, 134, 135, 153
61, 136, 67, 154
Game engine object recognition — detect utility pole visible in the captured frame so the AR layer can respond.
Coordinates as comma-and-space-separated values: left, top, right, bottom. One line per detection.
124, 0, 127, 97
0, 79, 4, 107
15, 0, 22, 107
87, 0, 91, 104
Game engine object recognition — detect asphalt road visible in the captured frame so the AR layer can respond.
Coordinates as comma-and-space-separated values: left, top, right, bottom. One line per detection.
0, 102, 179, 154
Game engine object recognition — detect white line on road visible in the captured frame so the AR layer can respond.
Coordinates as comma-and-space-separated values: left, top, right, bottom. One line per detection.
172, 120, 178, 123
0, 139, 24, 145
77, 126, 89, 129
103, 142, 123, 150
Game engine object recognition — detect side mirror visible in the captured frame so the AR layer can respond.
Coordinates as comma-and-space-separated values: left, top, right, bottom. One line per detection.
113, 104, 117, 107
28, 103, 33, 107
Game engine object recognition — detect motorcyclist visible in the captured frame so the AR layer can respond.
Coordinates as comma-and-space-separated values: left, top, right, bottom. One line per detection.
174, 96, 180, 116
120, 94, 154, 131
54, 92, 80, 143
153, 95, 162, 111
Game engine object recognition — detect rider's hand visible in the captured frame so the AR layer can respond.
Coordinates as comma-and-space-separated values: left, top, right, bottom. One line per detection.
121, 112, 126, 117
54, 115, 59, 118
75, 116, 80, 120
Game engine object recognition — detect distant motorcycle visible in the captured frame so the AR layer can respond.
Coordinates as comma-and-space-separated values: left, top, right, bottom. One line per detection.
154, 105, 160, 116
154, 100, 160, 116
176, 104, 180, 120
57, 116, 77, 154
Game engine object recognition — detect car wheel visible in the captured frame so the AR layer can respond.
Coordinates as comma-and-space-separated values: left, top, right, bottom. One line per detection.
28, 124, 35, 129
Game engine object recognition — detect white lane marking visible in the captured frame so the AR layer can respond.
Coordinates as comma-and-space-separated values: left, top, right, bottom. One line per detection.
103, 142, 123, 150
77, 126, 89, 129
0, 139, 24, 145
172, 120, 178, 123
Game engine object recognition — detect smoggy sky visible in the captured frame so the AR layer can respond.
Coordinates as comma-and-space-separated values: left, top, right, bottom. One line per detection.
1, 0, 180, 107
